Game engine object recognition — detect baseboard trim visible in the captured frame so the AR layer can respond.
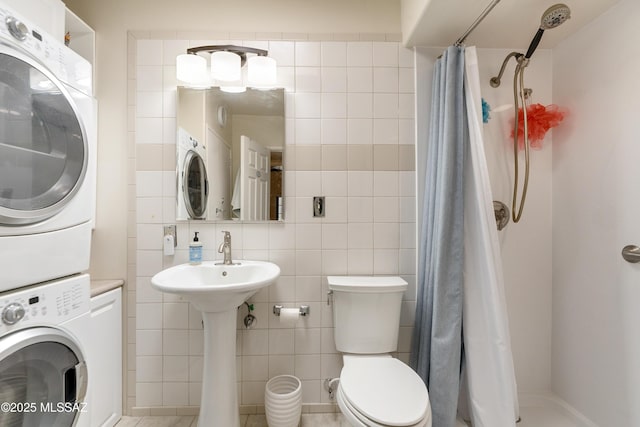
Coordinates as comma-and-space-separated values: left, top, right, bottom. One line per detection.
129, 403, 339, 417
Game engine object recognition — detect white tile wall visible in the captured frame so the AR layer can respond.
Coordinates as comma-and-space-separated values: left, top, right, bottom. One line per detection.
321, 119, 346, 145
346, 42, 372, 67
321, 42, 346, 66
130, 34, 416, 411
347, 119, 373, 144
321, 68, 347, 92
347, 67, 372, 92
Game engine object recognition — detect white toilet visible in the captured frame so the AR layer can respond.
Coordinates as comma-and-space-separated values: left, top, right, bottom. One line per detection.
327, 276, 432, 427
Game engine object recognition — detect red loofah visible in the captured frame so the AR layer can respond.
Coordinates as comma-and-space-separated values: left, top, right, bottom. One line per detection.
511, 103, 566, 149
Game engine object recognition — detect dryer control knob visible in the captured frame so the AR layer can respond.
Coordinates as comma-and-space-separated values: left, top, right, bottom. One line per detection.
6, 16, 28, 41
2, 303, 25, 325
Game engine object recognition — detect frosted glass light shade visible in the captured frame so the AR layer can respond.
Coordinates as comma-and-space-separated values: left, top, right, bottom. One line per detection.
176, 54, 208, 85
220, 85, 246, 93
247, 56, 277, 87
211, 51, 241, 82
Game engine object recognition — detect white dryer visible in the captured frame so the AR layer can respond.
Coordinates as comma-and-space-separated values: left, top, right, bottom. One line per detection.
0, 3, 97, 292
0, 273, 92, 427
177, 127, 208, 220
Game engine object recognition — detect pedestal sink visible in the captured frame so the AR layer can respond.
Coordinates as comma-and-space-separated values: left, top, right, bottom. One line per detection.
151, 260, 280, 427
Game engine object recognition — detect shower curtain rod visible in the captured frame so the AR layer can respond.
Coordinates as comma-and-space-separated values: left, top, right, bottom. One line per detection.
455, 0, 502, 46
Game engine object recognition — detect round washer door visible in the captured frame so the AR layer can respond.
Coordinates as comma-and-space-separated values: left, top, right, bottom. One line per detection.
0, 43, 88, 225
182, 150, 208, 219
0, 327, 88, 427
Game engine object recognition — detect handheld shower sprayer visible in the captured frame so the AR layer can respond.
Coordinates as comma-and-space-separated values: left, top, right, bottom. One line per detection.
524, 3, 571, 59
490, 3, 571, 87
489, 3, 571, 223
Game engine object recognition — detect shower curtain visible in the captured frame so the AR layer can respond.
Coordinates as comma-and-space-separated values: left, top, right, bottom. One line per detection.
410, 45, 519, 427
461, 46, 519, 426
410, 45, 466, 427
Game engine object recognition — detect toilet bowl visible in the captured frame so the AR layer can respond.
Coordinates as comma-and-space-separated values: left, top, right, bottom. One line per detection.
327, 276, 432, 427
337, 355, 431, 427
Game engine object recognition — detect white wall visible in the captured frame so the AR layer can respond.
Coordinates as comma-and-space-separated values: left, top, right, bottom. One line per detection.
400, 0, 430, 46
552, 0, 640, 424
415, 46, 554, 393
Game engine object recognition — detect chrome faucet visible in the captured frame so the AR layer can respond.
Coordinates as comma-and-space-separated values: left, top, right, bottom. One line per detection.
218, 231, 233, 265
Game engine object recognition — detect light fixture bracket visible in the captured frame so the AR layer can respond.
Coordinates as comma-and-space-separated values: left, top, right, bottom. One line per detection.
186, 45, 268, 67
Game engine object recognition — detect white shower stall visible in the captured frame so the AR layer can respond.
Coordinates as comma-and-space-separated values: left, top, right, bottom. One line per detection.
415, 0, 639, 425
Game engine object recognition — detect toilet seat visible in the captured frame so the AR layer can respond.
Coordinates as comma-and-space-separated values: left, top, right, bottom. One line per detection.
338, 356, 431, 427
337, 385, 431, 427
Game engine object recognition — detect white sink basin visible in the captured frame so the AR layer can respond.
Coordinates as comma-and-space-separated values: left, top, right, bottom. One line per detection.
151, 260, 280, 312
150, 260, 280, 427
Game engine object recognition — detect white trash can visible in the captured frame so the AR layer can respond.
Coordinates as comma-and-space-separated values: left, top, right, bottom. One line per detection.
265, 375, 302, 427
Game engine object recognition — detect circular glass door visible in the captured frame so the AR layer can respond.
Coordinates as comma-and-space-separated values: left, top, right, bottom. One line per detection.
0, 45, 88, 225
0, 327, 88, 427
183, 150, 208, 219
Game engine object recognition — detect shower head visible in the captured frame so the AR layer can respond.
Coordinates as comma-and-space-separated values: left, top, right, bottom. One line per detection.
524, 3, 571, 59
540, 3, 571, 29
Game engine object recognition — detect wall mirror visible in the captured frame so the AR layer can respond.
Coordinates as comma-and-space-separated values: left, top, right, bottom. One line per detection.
176, 87, 285, 221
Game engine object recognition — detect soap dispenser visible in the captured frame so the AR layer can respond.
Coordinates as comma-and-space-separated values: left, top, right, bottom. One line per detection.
189, 232, 202, 265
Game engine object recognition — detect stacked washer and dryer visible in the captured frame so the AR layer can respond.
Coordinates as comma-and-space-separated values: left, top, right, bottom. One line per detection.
0, 2, 96, 427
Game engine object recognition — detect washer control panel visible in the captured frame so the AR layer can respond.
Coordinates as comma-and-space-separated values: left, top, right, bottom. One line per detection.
0, 7, 58, 64
0, 274, 90, 331
0, 5, 92, 95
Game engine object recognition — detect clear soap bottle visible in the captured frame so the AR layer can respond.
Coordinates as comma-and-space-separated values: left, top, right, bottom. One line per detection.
189, 232, 202, 265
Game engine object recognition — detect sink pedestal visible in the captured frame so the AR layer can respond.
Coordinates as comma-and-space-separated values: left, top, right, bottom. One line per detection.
198, 309, 240, 427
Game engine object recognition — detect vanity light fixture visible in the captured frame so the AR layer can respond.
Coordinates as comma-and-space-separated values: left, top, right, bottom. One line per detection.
176, 45, 277, 92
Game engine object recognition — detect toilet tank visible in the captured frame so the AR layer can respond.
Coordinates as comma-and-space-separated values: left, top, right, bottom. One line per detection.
327, 276, 408, 354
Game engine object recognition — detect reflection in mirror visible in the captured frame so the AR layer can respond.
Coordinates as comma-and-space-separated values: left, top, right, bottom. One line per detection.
177, 128, 209, 220
176, 87, 285, 221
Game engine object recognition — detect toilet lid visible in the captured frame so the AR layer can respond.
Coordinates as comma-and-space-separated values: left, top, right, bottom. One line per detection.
340, 357, 429, 426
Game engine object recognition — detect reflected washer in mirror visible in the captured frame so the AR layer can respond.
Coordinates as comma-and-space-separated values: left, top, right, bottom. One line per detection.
177, 128, 208, 220
176, 87, 285, 221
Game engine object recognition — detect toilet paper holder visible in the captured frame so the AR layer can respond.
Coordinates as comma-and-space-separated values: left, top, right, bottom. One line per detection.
273, 305, 310, 317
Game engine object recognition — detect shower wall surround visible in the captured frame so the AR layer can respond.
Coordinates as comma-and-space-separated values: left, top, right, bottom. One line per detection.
128, 32, 416, 413
552, 0, 640, 424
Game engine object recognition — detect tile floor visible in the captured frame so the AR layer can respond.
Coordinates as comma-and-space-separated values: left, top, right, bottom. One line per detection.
116, 406, 586, 427
115, 413, 349, 427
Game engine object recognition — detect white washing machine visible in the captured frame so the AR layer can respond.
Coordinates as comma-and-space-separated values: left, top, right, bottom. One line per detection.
0, 2, 97, 292
0, 273, 92, 427
177, 127, 208, 219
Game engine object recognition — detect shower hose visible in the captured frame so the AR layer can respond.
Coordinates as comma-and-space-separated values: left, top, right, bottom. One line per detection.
511, 54, 531, 223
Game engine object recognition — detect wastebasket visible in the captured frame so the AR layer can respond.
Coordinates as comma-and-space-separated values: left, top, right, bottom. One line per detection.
265, 375, 302, 427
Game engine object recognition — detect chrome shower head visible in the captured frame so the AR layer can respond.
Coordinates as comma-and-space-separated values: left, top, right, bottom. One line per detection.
525, 3, 572, 59
540, 3, 571, 30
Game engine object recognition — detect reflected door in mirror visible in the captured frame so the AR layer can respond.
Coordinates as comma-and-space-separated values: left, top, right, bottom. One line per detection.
237, 135, 270, 220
